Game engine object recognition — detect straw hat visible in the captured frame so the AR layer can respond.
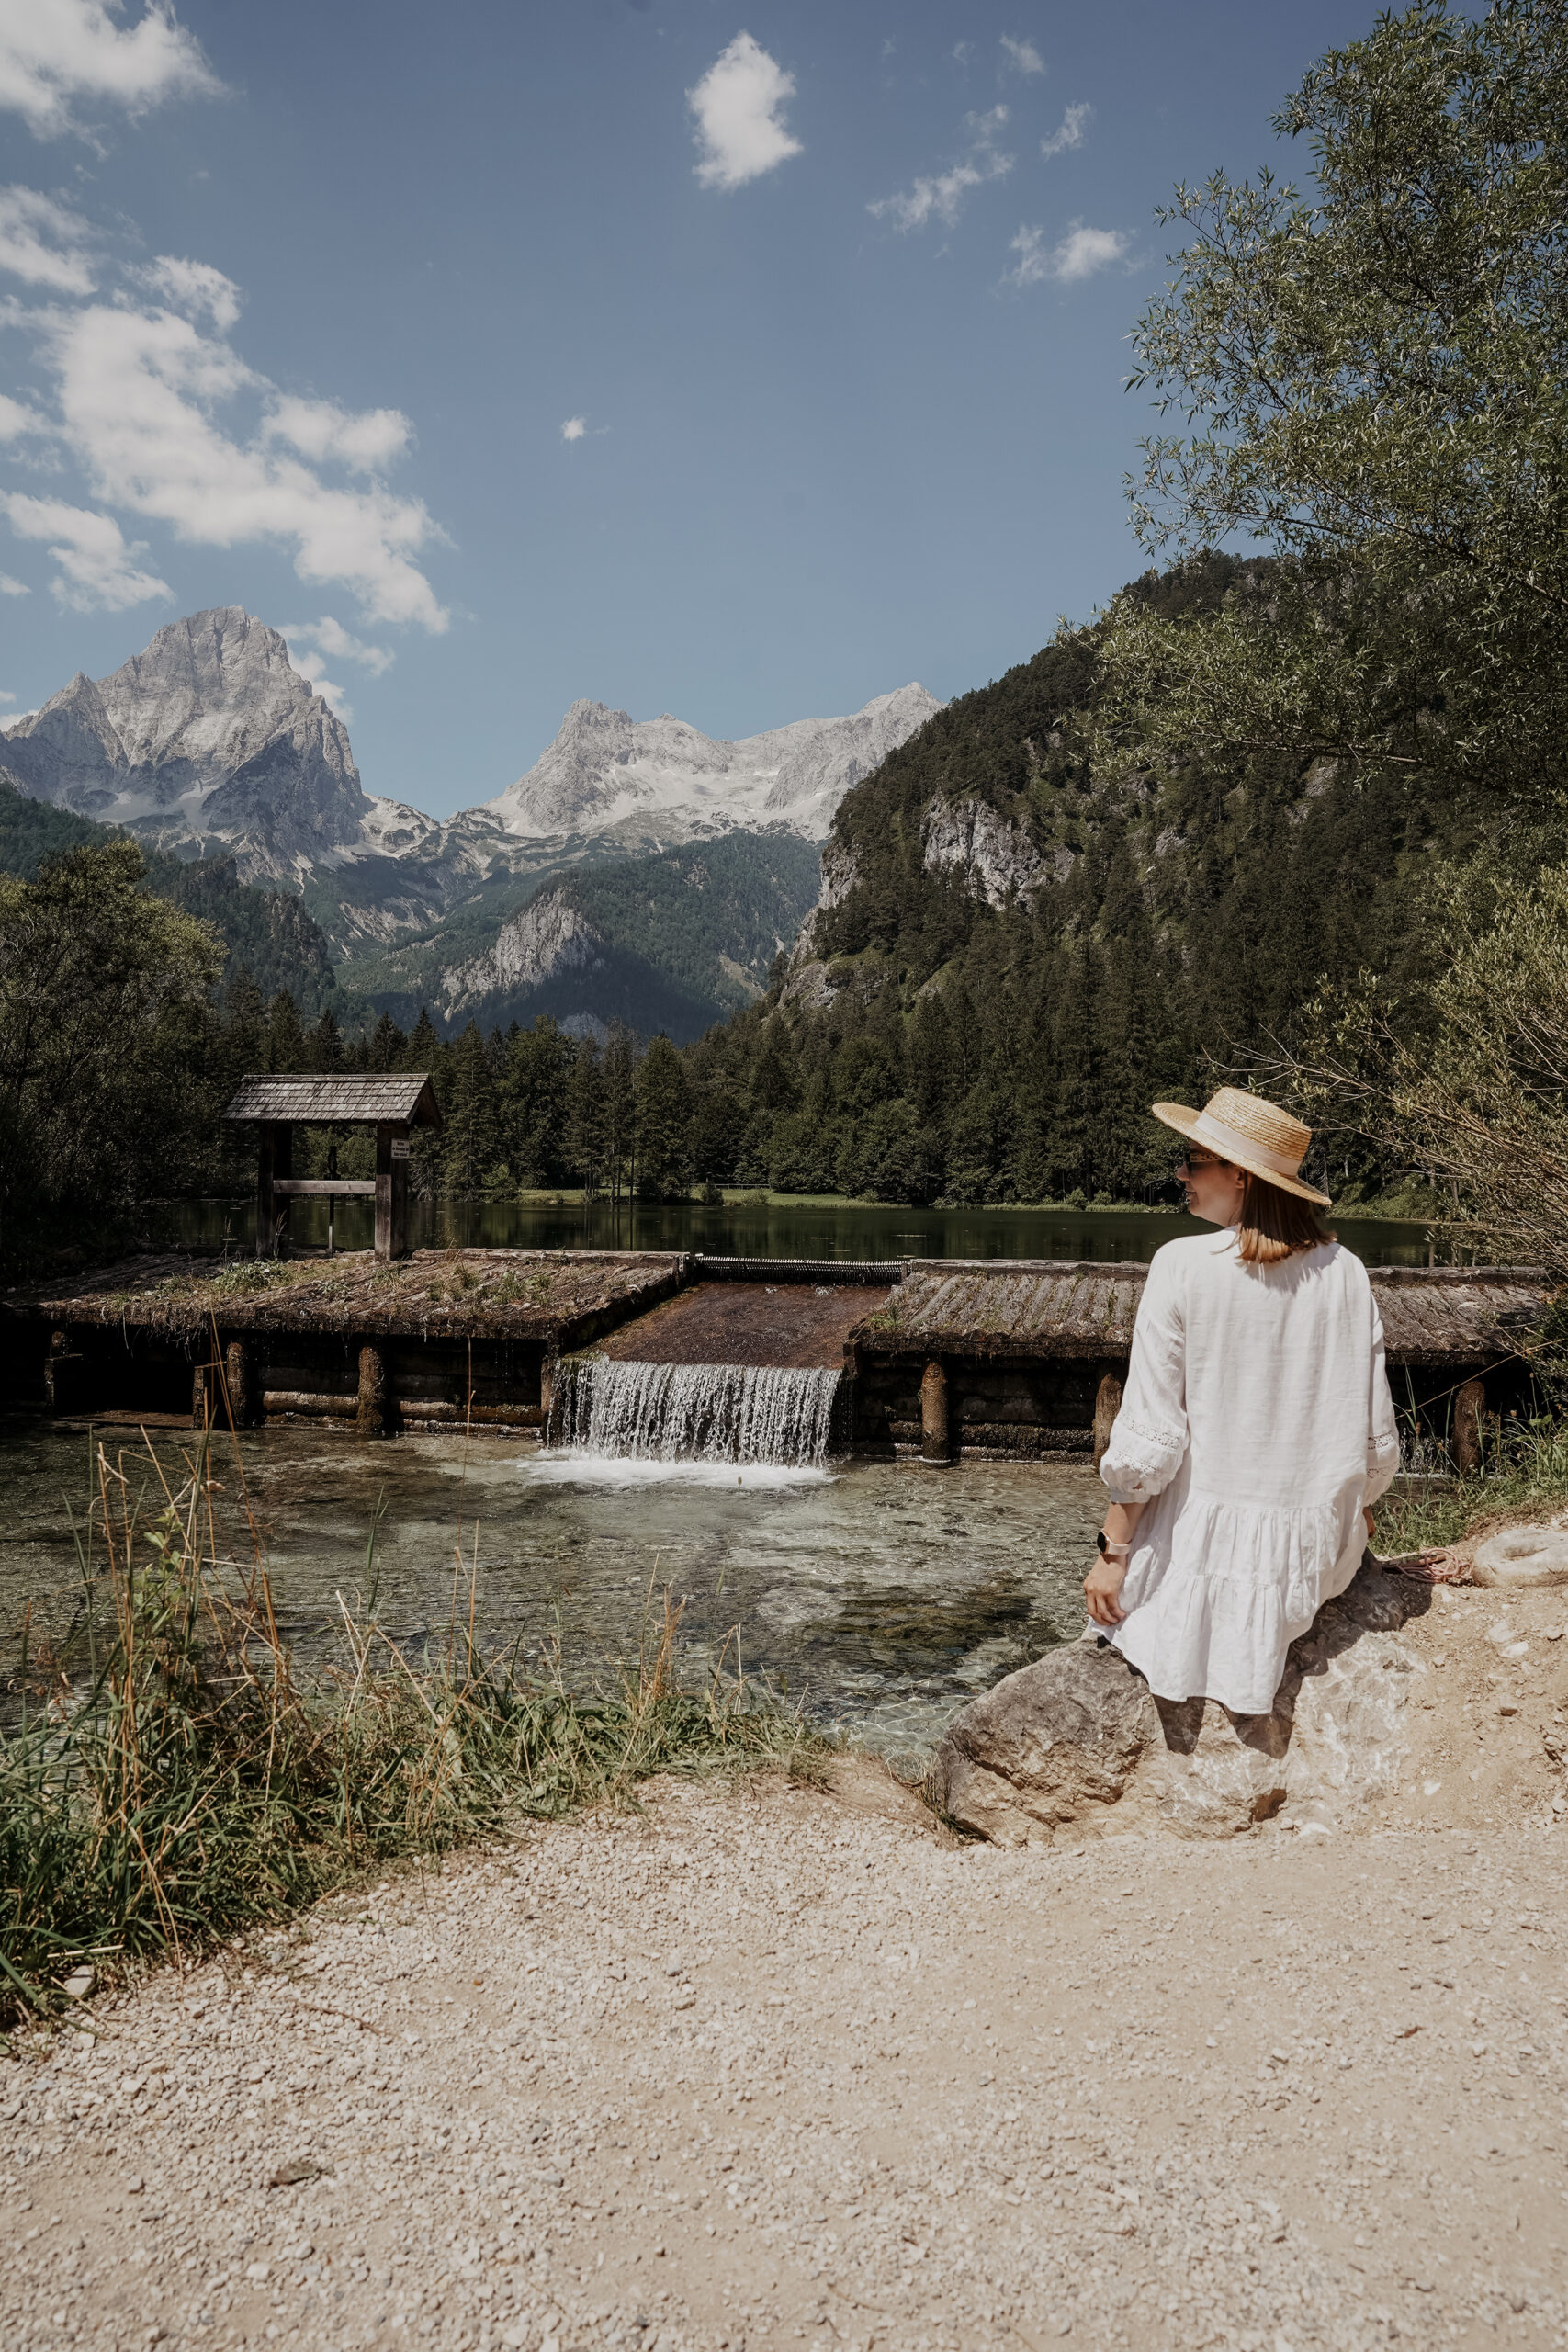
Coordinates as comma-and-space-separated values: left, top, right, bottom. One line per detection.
1151, 1086, 1332, 1208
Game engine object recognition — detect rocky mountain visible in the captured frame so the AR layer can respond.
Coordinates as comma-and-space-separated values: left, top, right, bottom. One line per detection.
2, 608, 941, 1037
477, 685, 943, 854
0, 609, 434, 884
356, 832, 824, 1044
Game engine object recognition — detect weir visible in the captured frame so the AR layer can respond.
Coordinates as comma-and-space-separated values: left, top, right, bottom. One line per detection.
554, 1359, 842, 1467
1, 1249, 1546, 1470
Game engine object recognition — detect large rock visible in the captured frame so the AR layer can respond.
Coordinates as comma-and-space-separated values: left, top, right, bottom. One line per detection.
929, 1560, 1429, 1844
1471, 1525, 1568, 1589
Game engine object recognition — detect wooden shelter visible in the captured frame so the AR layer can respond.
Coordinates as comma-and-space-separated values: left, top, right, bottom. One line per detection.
222, 1073, 442, 1262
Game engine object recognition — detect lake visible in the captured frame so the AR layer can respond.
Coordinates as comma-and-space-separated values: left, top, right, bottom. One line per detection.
0, 1419, 1101, 1768
172, 1191, 1436, 1267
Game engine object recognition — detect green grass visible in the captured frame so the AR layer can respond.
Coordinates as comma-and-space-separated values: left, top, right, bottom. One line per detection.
0, 1429, 823, 2029
1377, 1416, 1568, 1554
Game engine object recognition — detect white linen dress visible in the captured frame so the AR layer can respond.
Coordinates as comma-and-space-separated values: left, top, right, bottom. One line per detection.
1097, 1230, 1402, 1714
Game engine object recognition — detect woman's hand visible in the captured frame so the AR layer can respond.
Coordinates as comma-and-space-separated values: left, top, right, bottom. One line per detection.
1084, 1552, 1129, 1627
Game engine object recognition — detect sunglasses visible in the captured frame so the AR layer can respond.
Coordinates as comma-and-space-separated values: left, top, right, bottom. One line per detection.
1173, 1148, 1225, 1175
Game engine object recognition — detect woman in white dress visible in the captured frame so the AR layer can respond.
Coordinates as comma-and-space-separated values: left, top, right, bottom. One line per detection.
1084, 1087, 1402, 1716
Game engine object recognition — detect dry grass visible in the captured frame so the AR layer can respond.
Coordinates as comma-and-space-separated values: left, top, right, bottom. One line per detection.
0, 1419, 822, 2030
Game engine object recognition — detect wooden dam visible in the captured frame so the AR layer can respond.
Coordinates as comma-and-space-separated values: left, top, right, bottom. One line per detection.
3, 1244, 1549, 1469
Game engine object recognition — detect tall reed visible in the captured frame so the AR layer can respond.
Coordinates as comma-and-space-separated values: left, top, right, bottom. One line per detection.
0, 1426, 815, 2025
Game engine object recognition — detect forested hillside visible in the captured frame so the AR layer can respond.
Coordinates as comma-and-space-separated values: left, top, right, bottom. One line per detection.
661, 550, 1532, 1206
345, 830, 821, 1042
0, 787, 350, 1018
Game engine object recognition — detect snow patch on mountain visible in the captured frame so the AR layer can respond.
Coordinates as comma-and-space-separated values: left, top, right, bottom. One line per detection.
484, 684, 942, 852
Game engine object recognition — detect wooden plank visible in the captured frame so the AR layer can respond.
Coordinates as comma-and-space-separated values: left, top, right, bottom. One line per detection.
272, 1179, 378, 1197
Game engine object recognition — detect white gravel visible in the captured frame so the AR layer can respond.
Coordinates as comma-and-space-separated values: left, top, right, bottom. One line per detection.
6, 1713, 1568, 2352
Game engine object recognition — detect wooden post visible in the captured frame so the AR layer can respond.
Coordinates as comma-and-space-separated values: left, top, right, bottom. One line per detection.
44, 1329, 75, 1416
191, 1363, 209, 1429
1452, 1376, 1487, 1474
357, 1342, 389, 1438
390, 1123, 411, 1260
225, 1339, 254, 1428
256, 1123, 275, 1258
375, 1124, 393, 1262
1093, 1372, 1124, 1470
919, 1359, 951, 1464
258, 1122, 293, 1257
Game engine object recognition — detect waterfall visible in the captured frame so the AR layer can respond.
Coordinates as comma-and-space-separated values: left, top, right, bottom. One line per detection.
557, 1359, 842, 1468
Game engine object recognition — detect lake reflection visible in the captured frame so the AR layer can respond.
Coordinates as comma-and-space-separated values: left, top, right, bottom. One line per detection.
0, 1419, 1102, 1767
173, 1192, 1435, 1268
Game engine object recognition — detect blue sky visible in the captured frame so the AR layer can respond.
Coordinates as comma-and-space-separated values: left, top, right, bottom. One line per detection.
0, 0, 1375, 818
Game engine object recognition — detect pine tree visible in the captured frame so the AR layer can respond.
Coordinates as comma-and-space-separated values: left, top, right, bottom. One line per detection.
367, 1012, 407, 1071
564, 1035, 605, 1196
442, 1023, 500, 1195
265, 990, 307, 1072
635, 1035, 693, 1201
601, 1024, 637, 1205
501, 1016, 572, 1187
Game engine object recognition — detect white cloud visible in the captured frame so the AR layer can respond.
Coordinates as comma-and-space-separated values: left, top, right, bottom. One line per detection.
560, 415, 586, 442
688, 32, 802, 193
0, 573, 29, 595
263, 392, 411, 473
19, 294, 447, 628
3, 492, 170, 609
132, 252, 240, 330
1041, 102, 1092, 158
0, 0, 222, 140
999, 35, 1045, 75
868, 107, 1013, 233
0, 390, 52, 441
1005, 220, 1131, 287
282, 613, 394, 679
0, 183, 95, 290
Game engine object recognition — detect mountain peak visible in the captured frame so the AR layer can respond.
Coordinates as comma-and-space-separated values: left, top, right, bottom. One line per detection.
485, 684, 945, 850
0, 605, 367, 879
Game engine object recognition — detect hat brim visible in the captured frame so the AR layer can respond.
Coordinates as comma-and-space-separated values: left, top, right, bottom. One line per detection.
1151, 1101, 1333, 1209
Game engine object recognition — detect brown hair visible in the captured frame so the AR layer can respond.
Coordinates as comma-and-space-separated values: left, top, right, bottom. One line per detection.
1235, 1170, 1335, 1265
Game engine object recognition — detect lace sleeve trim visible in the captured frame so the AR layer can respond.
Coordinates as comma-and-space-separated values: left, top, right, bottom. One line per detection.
1100, 1412, 1187, 1495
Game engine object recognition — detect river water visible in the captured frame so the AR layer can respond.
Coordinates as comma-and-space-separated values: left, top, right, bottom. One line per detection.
174, 1192, 1434, 1267
0, 1419, 1100, 1767
6, 1196, 1431, 1759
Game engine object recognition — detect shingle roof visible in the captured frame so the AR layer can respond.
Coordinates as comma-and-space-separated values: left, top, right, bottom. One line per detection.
849, 1257, 1547, 1369
222, 1074, 443, 1128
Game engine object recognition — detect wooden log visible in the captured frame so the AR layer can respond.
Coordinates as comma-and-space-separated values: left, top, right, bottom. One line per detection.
225, 1340, 254, 1428
919, 1359, 951, 1464
399, 1399, 546, 1427
357, 1343, 389, 1439
262, 1390, 358, 1418
1093, 1372, 1123, 1470
1452, 1376, 1487, 1474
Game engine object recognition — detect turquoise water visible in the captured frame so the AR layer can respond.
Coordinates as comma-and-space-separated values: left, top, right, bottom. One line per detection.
173, 1192, 1434, 1268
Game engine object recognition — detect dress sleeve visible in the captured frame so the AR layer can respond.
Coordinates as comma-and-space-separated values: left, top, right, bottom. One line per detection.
1366, 1287, 1401, 1505
1099, 1249, 1189, 1504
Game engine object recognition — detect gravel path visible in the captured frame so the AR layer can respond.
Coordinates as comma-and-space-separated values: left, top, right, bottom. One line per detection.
6, 1589, 1568, 2352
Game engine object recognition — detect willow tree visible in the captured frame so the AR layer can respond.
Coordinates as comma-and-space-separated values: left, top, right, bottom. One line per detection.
1100, 0, 1568, 811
